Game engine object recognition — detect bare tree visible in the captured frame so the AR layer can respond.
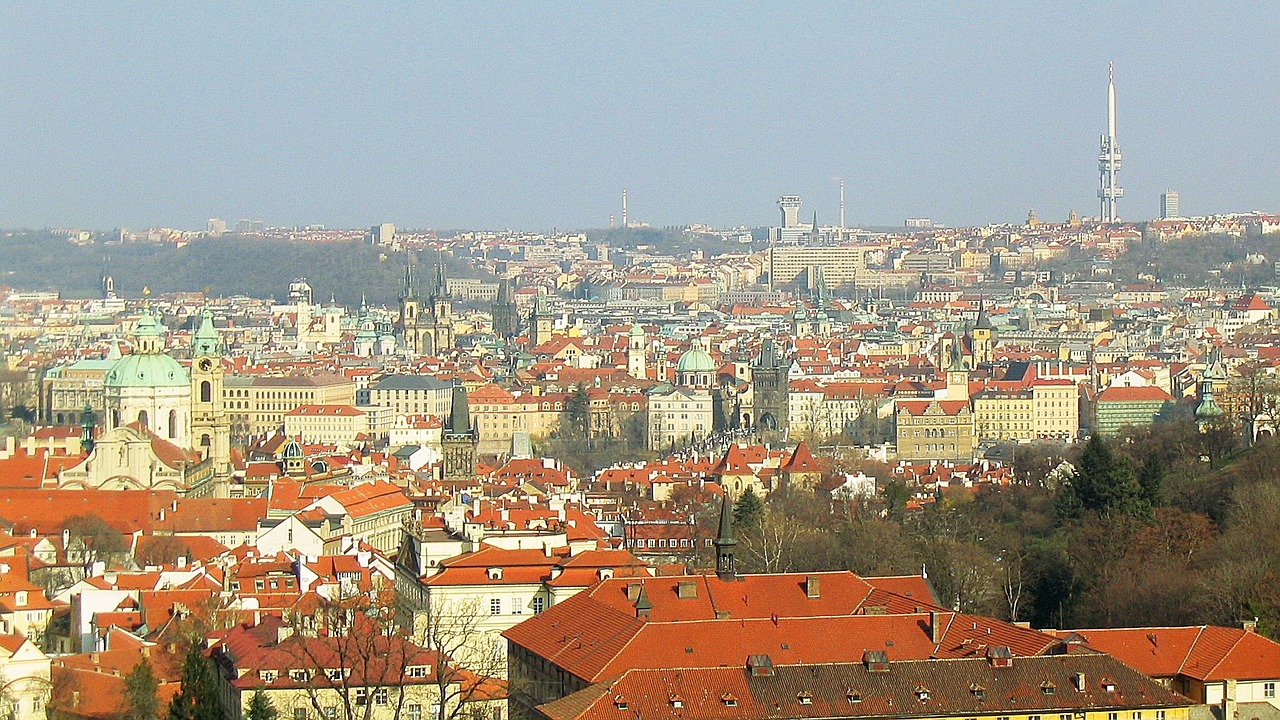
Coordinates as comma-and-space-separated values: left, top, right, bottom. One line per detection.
1224, 361, 1280, 444
282, 586, 498, 720
416, 597, 506, 720
737, 507, 804, 573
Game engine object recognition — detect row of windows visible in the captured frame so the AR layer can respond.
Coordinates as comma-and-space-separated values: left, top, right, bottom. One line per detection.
489, 597, 546, 615
913, 443, 958, 453
625, 538, 693, 549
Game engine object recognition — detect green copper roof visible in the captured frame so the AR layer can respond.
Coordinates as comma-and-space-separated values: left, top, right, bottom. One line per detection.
104, 353, 189, 388
191, 309, 223, 357
676, 346, 716, 373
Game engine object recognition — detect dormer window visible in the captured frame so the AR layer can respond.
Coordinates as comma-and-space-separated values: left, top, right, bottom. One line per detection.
290, 669, 310, 682
722, 694, 738, 707
1041, 682, 1057, 696
846, 691, 862, 704
1102, 679, 1117, 693
971, 684, 986, 699
915, 686, 930, 702
669, 695, 683, 709
613, 696, 628, 710
259, 670, 277, 683
798, 692, 813, 705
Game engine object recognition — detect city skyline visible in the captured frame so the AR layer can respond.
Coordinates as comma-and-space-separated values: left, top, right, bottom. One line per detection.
3, 3, 1279, 230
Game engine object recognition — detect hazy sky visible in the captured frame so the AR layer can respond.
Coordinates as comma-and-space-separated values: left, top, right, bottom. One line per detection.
2, 2, 1278, 231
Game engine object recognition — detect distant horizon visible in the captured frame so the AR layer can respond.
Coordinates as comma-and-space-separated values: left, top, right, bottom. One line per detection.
4, 3, 1279, 230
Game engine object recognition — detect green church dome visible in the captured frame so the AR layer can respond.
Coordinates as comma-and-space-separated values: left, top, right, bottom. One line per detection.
676, 346, 716, 373
105, 353, 189, 389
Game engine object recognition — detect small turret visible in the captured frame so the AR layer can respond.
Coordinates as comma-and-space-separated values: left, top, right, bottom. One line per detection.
713, 494, 737, 581
80, 402, 95, 454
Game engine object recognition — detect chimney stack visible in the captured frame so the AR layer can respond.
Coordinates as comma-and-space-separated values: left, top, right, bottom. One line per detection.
930, 611, 945, 644
805, 575, 820, 599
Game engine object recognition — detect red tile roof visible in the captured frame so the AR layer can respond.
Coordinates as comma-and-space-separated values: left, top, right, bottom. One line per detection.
504, 572, 1057, 684
1056, 625, 1280, 682
1096, 386, 1175, 403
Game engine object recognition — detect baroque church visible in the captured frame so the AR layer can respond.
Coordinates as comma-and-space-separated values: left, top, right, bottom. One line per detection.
59, 307, 233, 496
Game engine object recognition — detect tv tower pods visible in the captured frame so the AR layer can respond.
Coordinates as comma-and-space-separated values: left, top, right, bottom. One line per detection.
1098, 62, 1124, 222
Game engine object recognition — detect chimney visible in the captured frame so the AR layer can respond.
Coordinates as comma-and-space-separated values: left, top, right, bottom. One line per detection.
625, 583, 642, 602
930, 611, 945, 644
677, 580, 697, 599
805, 575, 820, 598
1243, 618, 1259, 633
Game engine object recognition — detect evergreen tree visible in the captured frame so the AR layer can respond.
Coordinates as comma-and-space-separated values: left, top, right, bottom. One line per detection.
1059, 435, 1149, 519
122, 657, 160, 720
733, 487, 765, 530
1137, 450, 1165, 507
564, 385, 592, 443
168, 644, 221, 720
244, 689, 278, 720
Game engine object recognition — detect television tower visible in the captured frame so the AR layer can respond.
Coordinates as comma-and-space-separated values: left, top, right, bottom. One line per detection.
837, 178, 846, 229
621, 189, 628, 228
1097, 62, 1123, 222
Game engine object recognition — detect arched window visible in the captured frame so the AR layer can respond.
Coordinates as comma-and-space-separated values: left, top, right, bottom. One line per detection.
201, 434, 211, 448
111, 409, 120, 428
200, 381, 212, 403
169, 410, 178, 439
138, 410, 149, 429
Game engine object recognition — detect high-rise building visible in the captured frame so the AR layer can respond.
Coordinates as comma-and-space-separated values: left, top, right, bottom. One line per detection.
369, 222, 396, 246
768, 245, 872, 290
1098, 62, 1124, 222
1161, 191, 1181, 219
207, 218, 227, 236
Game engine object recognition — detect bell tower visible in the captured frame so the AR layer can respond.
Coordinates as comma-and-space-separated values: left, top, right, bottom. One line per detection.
190, 308, 232, 488
627, 323, 647, 380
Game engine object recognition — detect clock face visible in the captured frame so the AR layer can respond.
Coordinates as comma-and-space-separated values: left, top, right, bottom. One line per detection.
198, 358, 214, 371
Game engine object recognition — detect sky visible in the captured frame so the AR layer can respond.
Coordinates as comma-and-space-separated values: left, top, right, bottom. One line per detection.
2, 2, 1278, 231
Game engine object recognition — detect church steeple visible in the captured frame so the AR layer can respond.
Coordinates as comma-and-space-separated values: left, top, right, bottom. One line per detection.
401, 262, 416, 300
191, 308, 223, 358
713, 493, 737, 581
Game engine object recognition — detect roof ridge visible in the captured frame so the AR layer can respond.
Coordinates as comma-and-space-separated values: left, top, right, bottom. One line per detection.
1202, 625, 1246, 678
1177, 625, 1209, 675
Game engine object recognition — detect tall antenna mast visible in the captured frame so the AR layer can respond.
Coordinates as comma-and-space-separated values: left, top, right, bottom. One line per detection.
1097, 62, 1124, 222
621, 189, 628, 228
838, 178, 846, 229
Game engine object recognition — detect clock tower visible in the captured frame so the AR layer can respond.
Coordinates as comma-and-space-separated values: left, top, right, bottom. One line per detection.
190, 309, 232, 491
